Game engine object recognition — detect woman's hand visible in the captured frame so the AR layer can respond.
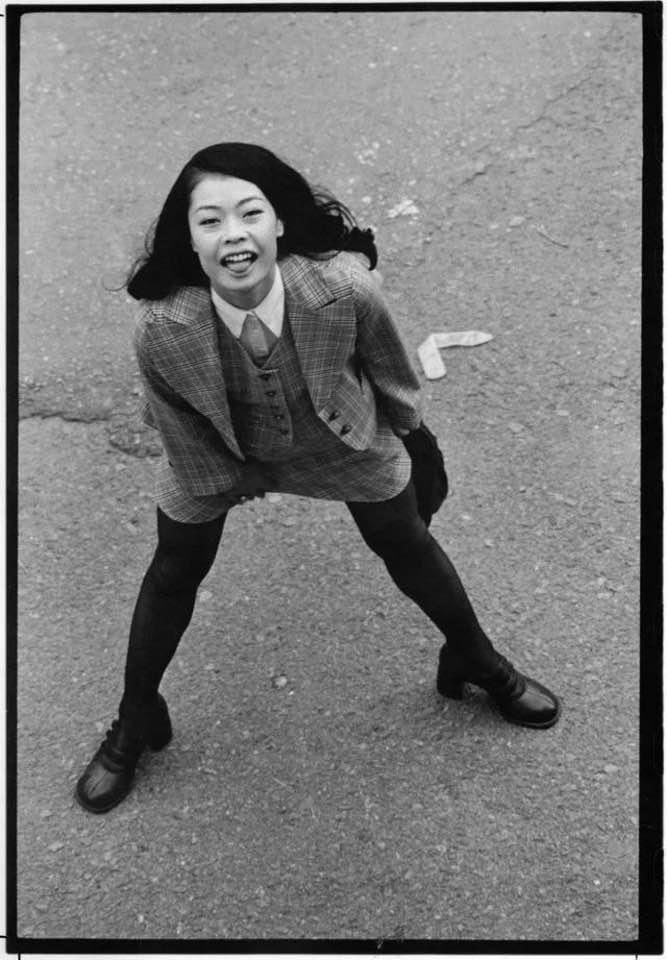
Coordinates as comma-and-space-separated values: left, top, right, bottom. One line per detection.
222, 485, 265, 507
233, 487, 265, 505
225, 461, 267, 505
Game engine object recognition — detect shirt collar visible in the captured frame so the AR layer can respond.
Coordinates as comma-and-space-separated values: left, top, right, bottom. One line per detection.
210, 266, 284, 338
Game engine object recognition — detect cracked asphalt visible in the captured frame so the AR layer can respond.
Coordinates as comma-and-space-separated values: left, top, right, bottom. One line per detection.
17, 9, 642, 944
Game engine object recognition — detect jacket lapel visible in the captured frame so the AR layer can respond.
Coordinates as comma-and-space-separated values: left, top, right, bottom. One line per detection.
151, 288, 243, 459
281, 256, 357, 411
151, 256, 355, 453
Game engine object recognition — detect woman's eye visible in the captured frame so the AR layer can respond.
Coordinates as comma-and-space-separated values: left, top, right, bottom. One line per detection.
243, 209, 263, 218
200, 218, 219, 226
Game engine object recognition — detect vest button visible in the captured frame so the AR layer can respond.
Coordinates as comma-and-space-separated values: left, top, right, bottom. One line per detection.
274, 413, 285, 420
266, 390, 277, 397
328, 410, 339, 421
340, 424, 352, 435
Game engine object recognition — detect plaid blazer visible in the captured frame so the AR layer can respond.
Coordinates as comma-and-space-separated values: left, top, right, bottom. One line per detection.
135, 252, 424, 496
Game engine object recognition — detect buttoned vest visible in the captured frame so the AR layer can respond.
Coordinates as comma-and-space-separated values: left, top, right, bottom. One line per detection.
216, 316, 338, 461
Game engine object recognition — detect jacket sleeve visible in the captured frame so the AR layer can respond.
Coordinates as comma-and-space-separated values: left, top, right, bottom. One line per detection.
134, 320, 244, 492
350, 263, 424, 433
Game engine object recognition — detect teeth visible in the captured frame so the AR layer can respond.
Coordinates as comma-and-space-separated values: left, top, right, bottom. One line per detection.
223, 253, 254, 264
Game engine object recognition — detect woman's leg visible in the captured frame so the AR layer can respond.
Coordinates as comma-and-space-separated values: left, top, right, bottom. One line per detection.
119, 506, 227, 722
76, 507, 227, 812
347, 481, 497, 669
346, 481, 560, 727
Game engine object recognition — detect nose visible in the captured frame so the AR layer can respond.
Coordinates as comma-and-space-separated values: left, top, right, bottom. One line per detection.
221, 216, 247, 245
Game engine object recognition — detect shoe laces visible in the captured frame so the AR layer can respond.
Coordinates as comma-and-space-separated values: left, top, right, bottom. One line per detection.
101, 718, 144, 765
487, 654, 525, 700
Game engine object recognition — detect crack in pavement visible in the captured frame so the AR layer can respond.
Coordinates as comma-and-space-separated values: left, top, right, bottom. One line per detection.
19, 411, 111, 424
20, 411, 162, 460
442, 18, 627, 203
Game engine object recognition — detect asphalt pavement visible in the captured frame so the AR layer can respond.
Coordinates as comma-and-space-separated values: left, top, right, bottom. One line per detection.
17, 8, 643, 944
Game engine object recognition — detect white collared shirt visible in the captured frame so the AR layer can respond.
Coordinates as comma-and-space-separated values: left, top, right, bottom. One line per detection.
210, 266, 285, 338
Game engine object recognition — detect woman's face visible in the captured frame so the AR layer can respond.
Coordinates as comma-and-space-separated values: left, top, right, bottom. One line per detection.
188, 174, 284, 309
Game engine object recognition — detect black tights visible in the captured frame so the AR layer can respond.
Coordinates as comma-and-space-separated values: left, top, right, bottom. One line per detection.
120, 508, 225, 720
120, 482, 496, 719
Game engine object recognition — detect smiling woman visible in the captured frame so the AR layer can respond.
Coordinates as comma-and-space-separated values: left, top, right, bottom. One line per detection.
188, 176, 285, 310
75, 142, 560, 815
126, 141, 377, 302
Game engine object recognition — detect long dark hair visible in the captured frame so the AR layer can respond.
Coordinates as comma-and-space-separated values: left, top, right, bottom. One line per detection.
126, 142, 378, 301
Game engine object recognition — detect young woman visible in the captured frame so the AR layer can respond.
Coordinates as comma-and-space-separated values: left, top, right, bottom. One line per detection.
76, 143, 560, 814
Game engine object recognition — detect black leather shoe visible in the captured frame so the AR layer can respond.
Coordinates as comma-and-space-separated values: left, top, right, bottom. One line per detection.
437, 645, 560, 729
75, 695, 172, 813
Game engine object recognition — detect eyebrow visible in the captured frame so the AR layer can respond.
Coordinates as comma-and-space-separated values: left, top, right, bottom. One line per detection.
193, 196, 267, 213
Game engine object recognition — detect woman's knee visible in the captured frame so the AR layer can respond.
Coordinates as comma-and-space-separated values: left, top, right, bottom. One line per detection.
146, 546, 214, 594
148, 509, 224, 593
353, 504, 431, 560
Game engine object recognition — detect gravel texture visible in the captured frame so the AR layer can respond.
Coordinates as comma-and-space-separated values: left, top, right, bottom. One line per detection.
17, 9, 641, 944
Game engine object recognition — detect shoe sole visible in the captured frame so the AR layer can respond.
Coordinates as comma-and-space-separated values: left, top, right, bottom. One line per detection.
75, 781, 133, 814
439, 680, 562, 729
498, 695, 562, 729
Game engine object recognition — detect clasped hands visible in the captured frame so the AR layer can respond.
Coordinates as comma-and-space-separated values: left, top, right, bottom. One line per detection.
224, 461, 268, 507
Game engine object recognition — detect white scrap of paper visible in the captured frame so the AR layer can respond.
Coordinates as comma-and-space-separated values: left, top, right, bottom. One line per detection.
418, 331, 494, 380
387, 198, 420, 218
432, 331, 494, 349
418, 337, 447, 379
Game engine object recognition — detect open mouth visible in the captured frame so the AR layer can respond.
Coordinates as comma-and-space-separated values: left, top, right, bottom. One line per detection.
220, 251, 257, 268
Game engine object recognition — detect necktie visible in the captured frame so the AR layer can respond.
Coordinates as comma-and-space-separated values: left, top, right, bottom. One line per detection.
239, 312, 278, 363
